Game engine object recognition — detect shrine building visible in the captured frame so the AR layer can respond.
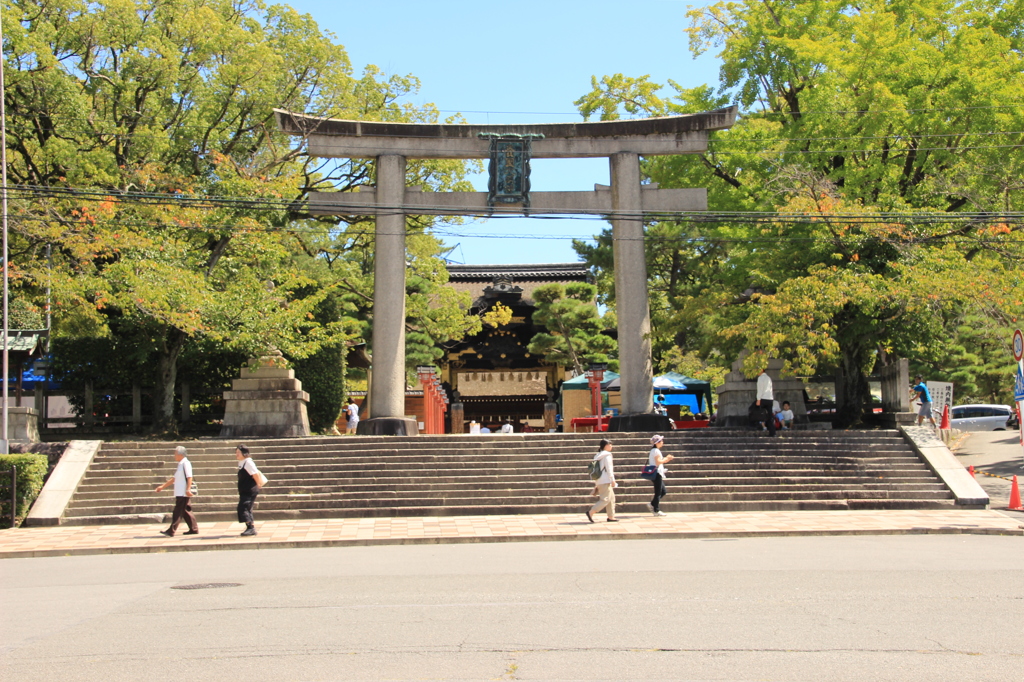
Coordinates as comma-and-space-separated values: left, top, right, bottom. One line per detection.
442, 263, 592, 432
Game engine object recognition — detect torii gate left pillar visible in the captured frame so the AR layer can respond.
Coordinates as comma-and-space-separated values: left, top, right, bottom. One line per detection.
276, 107, 737, 435
371, 154, 411, 428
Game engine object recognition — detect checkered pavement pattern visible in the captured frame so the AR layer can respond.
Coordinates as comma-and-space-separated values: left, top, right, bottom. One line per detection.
1, 509, 1020, 559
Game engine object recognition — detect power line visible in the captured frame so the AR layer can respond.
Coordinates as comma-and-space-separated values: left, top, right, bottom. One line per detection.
5, 183, 1020, 218
9, 212, 1024, 246
7, 184, 1024, 223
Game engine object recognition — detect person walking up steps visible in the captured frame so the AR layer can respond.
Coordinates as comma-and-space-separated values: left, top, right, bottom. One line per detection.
345, 398, 360, 435
154, 446, 198, 537
646, 434, 674, 516
586, 439, 618, 523
235, 444, 263, 537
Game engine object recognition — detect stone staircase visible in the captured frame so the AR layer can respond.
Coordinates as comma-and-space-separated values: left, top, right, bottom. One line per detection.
59, 430, 958, 525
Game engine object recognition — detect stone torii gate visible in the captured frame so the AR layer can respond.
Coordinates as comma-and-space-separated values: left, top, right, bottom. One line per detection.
276, 107, 737, 435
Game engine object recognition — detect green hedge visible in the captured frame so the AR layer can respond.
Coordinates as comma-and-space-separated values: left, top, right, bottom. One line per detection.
293, 342, 346, 433
0, 454, 48, 528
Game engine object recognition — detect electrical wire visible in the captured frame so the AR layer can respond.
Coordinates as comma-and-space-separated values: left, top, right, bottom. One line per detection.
8, 212, 1024, 247
6, 184, 1024, 224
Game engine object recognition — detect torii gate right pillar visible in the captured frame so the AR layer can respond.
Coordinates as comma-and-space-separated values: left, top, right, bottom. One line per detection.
610, 153, 655, 419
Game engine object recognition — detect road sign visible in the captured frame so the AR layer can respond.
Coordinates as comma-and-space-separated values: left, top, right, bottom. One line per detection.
1015, 366, 1024, 402
1014, 329, 1024, 362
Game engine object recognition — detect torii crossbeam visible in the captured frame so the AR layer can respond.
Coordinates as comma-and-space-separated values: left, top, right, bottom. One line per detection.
276, 107, 738, 435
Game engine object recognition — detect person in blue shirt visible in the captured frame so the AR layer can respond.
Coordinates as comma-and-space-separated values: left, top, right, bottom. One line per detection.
911, 376, 936, 427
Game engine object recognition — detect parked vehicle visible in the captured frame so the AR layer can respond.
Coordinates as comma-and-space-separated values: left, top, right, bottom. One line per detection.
949, 404, 1016, 431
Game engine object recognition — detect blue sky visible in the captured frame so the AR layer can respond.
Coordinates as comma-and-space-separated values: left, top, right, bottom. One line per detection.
285, 0, 722, 265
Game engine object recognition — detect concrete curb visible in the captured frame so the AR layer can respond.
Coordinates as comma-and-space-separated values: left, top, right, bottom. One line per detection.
899, 425, 989, 506
3, 525, 1023, 560
25, 440, 103, 526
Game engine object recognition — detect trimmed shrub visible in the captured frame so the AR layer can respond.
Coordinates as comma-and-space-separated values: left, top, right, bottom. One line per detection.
293, 342, 346, 433
0, 454, 48, 528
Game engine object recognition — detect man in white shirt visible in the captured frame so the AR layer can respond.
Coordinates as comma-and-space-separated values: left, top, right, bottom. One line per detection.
499, 421, 514, 434
756, 370, 776, 437
155, 446, 198, 536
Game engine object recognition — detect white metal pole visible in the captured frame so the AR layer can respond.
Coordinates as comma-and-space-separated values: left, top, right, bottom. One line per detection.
0, 3, 9, 454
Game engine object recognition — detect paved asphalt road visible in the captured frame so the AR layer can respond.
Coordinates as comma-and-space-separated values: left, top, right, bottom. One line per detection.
954, 430, 1024, 517
2, 534, 1023, 681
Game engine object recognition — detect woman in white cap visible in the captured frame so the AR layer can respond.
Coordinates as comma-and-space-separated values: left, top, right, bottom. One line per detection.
647, 434, 674, 516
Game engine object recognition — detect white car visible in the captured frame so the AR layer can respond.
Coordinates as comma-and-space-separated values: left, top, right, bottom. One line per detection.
949, 404, 1017, 431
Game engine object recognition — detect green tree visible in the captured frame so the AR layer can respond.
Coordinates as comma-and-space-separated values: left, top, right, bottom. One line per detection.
527, 283, 617, 375
575, 0, 1024, 424
4, 0, 476, 430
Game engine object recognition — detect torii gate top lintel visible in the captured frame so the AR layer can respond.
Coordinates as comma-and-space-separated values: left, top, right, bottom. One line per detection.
273, 106, 738, 160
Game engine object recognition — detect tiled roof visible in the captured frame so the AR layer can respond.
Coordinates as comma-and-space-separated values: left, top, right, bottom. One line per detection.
3, 330, 47, 354
446, 263, 589, 281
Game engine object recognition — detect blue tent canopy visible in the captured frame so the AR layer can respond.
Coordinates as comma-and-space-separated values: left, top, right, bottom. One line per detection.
652, 372, 713, 413
600, 371, 713, 414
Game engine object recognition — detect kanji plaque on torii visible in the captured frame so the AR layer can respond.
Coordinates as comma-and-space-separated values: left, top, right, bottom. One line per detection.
480, 133, 542, 209
276, 107, 737, 435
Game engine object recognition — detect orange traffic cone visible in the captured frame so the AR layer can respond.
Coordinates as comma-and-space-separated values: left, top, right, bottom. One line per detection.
1010, 476, 1023, 511
940, 404, 951, 430
968, 465, 975, 478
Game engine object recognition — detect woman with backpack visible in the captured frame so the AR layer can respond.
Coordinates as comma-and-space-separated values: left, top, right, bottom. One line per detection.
586, 439, 618, 523
646, 434, 674, 516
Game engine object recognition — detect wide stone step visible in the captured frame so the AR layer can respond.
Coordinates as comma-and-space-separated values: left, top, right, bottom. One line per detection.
90, 430, 907, 452
85, 458, 924, 479
92, 435, 909, 453
75, 462, 939, 483
74, 468, 938, 492
64, 485, 954, 517
68, 481, 954, 505
94, 438, 911, 454
70, 476, 952, 499
61, 495, 957, 524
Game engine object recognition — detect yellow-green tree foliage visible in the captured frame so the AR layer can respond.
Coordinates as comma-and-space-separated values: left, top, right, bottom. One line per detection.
3, 0, 477, 429
576, 0, 1024, 424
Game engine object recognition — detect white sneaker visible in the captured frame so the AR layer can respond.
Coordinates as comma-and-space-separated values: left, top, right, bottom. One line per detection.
646, 502, 654, 514
655, 511, 667, 517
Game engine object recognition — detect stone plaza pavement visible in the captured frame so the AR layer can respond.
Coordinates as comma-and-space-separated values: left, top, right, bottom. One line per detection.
1, 508, 1021, 559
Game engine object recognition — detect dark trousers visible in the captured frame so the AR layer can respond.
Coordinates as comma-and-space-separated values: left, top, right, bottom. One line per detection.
759, 399, 776, 436
651, 474, 667, 511
169, 496, 197, 533
237, 489, 259, 526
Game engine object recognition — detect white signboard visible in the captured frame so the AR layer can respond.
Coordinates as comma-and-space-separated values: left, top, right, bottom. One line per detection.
926, 381, 954, 421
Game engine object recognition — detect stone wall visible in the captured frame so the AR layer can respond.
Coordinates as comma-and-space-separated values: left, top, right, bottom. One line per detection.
715, 356, 807, 428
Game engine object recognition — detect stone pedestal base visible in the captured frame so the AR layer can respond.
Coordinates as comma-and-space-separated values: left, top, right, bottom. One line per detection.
715, 355, 808, 428
220, 354, 311, 439
5, 407, 40, 442
357, 417, 419, 436
608, 413, 672, 433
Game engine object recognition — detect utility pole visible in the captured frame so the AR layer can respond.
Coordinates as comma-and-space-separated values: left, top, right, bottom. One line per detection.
0, 3, 10, 454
